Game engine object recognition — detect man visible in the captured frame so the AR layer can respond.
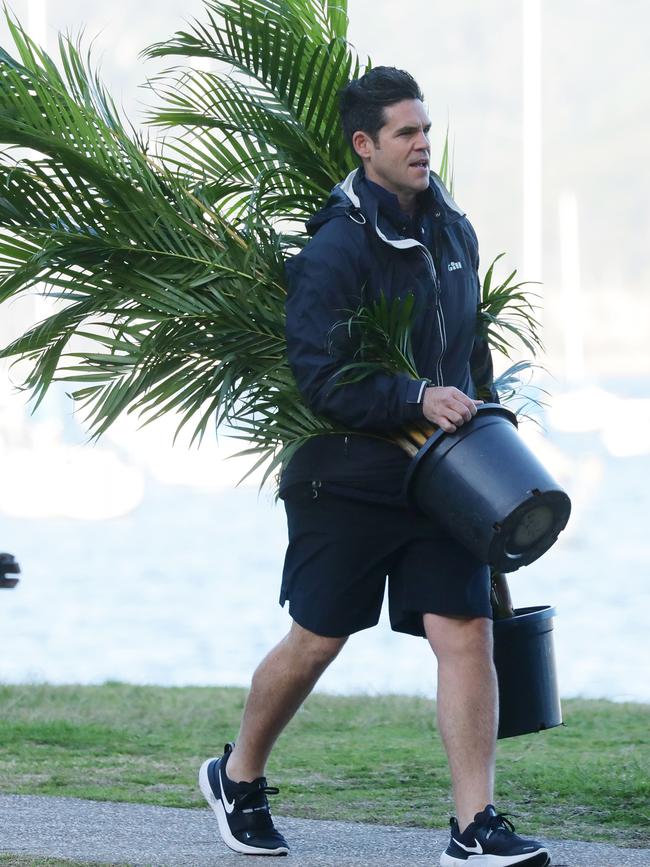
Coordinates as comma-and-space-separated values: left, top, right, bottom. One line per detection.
199, 67, 551, 867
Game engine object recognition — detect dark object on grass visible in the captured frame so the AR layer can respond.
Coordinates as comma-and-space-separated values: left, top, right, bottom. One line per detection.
405, 404, 571, 573
0, 552, 20, 588
494, 605, 562, 739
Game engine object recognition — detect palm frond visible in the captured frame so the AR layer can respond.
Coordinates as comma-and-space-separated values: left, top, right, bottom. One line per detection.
0, 15, 290, 444
494, 360, 549, 423
142, 0, 363, 224
333, 294, 421, 384
0, 0, 364, 469
437, 125, 455, 196
477, 253, 543, 358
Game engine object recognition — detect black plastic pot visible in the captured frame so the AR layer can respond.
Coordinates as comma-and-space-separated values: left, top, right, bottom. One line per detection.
404, 404, 571, 573
494, 605, 562, 739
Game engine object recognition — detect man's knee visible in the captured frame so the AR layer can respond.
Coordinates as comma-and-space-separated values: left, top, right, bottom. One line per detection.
286, 620, 348, 670
423, 613, 493, 661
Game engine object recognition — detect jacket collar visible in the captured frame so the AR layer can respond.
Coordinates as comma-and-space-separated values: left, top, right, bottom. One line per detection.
362, 175, 431, 239
337, 167, 464, 250
304, 166, 464, 243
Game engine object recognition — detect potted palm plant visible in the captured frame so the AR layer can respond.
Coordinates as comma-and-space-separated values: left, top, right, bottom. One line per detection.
0, 0, 566, 735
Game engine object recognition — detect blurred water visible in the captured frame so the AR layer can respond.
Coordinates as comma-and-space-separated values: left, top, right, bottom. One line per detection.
1, 386, 649, 702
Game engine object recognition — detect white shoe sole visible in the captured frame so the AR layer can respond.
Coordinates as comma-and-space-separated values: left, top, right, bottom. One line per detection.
440, 850, 549, 866
199, 758, 289, 856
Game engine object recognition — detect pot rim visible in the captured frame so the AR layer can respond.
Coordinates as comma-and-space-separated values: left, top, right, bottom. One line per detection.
493, 604, 556, 629
403, 402, 518, 499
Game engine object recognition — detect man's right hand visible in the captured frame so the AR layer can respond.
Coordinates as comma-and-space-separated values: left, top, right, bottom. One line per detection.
422, 386, 482, 433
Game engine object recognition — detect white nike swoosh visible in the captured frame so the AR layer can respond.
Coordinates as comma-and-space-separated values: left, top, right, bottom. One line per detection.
218, 765, 236, 814
456, 839, 483, 854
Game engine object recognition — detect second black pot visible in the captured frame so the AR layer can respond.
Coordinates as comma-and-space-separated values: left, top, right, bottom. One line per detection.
494, 605, 562, 739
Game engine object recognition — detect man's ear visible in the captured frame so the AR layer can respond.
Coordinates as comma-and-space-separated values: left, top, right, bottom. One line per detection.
351, 130, 374, 160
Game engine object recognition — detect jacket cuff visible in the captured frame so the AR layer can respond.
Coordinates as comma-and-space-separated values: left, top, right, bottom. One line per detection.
404, 378, 430, 421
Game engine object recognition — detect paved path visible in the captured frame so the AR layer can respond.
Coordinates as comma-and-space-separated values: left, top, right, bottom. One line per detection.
1, 795, 648, 866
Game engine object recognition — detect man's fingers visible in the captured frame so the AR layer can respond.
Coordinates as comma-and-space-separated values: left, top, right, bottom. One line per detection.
422, 387, 485, 430
450, 398, 474, 423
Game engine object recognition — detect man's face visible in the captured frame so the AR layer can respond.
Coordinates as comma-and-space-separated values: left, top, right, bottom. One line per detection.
352, 99, 431, 205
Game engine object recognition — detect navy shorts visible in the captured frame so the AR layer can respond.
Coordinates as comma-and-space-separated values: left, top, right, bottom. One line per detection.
280, 485, 491, 638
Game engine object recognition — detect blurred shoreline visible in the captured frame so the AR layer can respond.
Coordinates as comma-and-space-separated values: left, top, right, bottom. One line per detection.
1, 376, 648, 703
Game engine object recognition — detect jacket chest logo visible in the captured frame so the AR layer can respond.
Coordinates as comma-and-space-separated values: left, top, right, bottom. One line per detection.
447, 261, 463, 271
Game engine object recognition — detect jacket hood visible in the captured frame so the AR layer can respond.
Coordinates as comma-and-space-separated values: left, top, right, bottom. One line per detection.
305, 170, 363, 236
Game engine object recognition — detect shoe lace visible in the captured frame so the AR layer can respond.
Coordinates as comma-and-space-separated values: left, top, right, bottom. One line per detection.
235, 778, 280, 812
486, 811, 516, 835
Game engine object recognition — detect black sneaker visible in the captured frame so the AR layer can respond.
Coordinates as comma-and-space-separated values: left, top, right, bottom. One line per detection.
199, 743, 289, 856
440, 804, 550, 866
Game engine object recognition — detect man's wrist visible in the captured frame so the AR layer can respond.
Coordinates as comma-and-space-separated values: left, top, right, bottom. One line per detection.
405, 378, 432, 419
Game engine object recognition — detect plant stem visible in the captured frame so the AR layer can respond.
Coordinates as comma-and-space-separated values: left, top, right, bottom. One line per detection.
393, 436, 419, 458
490, 571, 515, 619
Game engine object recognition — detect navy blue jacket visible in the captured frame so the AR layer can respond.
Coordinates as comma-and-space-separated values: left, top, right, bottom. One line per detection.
280, 167, 497, 501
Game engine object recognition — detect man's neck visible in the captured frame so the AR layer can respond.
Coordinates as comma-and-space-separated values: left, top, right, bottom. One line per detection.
361, 168, 417, 216
361, 174, 418, 219
397, 194, 417, 216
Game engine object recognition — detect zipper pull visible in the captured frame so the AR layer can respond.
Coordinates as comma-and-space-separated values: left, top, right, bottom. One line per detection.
311, 480, 322, 500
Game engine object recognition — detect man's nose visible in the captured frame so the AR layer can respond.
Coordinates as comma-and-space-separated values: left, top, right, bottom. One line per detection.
414, 130, 429, 149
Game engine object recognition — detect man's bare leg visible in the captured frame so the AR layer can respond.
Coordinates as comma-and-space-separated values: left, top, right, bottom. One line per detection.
424, 613, 498, 832
226, 620, 348, 782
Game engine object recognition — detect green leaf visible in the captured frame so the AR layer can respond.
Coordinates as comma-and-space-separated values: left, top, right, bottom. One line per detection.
477, 254, 543, 359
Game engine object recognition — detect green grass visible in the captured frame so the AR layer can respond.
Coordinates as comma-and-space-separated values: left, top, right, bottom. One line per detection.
1, 684, 648, 846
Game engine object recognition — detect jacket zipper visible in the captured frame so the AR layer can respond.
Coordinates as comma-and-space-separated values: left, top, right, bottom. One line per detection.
420, 245, 447, 387
367, 208, 448, 388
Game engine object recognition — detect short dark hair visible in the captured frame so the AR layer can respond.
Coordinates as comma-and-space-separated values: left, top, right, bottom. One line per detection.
338, 66, 424, 152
